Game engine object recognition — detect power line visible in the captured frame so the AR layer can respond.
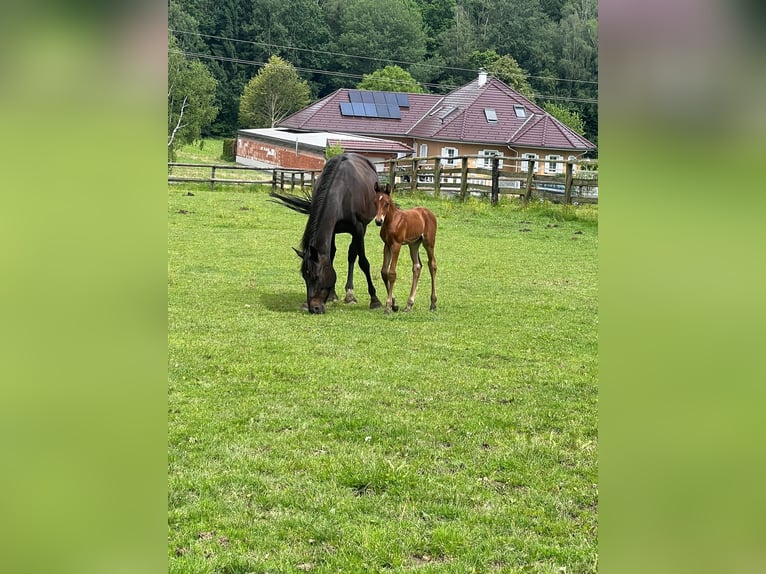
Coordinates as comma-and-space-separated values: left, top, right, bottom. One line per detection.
170, 48, 598, 105
169, 28, 599, 87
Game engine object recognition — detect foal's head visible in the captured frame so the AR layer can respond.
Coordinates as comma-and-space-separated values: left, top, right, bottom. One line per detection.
374, 182, 393, 227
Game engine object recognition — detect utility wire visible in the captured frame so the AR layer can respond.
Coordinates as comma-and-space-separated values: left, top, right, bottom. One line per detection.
169, 28, 599, 87
170, 48, 598, 105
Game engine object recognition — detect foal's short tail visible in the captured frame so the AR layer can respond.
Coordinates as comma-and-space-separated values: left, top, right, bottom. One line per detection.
269, 190, 312, 215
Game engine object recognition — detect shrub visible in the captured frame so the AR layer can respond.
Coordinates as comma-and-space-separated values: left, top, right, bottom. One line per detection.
221, 138, 236, 162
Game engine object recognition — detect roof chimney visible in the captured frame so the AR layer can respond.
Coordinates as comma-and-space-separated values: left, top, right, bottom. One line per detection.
478, 68, 488, 87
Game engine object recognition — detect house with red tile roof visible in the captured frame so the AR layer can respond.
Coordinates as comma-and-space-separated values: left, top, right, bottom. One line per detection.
276, 71, 596, 175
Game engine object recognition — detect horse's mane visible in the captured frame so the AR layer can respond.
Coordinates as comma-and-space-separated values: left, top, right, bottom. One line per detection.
300, 154, 345, 251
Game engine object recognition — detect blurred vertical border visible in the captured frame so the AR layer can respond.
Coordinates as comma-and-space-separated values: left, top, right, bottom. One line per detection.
600, 0, 766, 573
0, 1, 167, 573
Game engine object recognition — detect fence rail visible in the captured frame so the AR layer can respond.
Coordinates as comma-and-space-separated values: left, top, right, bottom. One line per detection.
168, 156, 598, 205
167, 162, 318, 192
373, 155, 598, 205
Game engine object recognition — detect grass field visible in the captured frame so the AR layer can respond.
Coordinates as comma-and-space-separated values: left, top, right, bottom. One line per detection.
168, 140, 598, 573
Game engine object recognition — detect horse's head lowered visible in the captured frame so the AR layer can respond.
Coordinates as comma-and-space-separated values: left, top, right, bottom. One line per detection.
294, 246, 336, 314
374, 182, 393, 227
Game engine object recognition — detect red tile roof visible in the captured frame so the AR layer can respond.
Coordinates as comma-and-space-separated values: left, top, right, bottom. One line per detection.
278, 77, 595, 152
281, 89, 440, 137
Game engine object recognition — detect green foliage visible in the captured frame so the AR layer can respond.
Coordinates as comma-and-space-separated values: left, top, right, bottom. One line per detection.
357, 65, 425, 93
221, 138, 236, 162
325, 142, 344, 159
471, 50, 536, 101
171, 0, 598, 147
238, 55, 311, 129
168, 33, 219, 161
544, 101, 586, 136
168, 185, 598, 572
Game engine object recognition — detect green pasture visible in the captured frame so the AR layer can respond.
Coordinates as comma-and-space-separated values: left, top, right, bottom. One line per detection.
168, 140, 598, 573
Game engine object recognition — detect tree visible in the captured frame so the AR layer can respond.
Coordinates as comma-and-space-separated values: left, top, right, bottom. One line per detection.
543, 102, 586, 136
238, 55, 310, 128
168, 34, 219, 160
323, 0, 427, 89
357, 65, 425, 93
470, 50, 536, 101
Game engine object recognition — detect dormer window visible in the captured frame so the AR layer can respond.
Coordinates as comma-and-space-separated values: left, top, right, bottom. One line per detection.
484, 108, 498, 124
514, 105, 526, 118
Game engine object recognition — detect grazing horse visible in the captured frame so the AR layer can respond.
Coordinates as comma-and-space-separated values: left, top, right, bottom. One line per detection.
374, 183, 437, 315
270, 153, 382, 314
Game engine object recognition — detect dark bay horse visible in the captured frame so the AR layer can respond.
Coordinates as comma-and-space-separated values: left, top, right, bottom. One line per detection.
270, 153, 382, 314
374, 183, 437, 315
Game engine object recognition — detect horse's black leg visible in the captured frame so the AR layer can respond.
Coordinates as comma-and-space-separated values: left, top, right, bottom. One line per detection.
328, 235, 339, 303
353, 232, 382, 309
343, 240, 358, 304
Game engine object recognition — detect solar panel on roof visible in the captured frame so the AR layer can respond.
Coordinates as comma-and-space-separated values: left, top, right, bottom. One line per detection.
361, 91, 374, 104
339, 102, 354, 116
351, 102, 367, 116
396, 93, 409, 107
377, 105, 391, 118
387, 105, 401, 119
373, 91, 386, 105
363, 103, 378, 117
349, 90, 362, 103
384, 92, 398, 106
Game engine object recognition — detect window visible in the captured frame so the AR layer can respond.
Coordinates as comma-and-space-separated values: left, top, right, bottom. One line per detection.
521, 153, 538, 172
478, 150, 504, 169
441, 147, 459, 166
545, 155, 563, 174
514, 105, 526, 118
419, 144, 428, 158
484, 108, 498, 124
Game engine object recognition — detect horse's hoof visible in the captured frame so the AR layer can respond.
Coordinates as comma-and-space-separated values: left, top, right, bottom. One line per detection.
369, 299, 382, 309
344, 294, 358, 304
385, 308, 391, 316
430, 304, 437, 311
392, 304, 399, 312
403, 305, 412, 313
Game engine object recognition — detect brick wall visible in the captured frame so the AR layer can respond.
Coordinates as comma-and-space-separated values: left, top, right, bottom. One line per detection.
237, 136, 325, 170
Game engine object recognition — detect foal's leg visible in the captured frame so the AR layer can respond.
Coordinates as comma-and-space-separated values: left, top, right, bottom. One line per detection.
423, 239, 437, 311
404, 241, 423, 312
384, 242, 402, 315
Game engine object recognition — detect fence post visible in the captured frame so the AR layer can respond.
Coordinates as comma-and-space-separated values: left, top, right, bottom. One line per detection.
272, 169, 277, 192
280, 171, 285, 191
410, 158, 418, 192
290, 172, 296, 191
210, 166, 216, 191
491, 156, 499, 205
433, 157, 441, 198
460, 157, 469, 200
564, 161, 573, 205
524, 161, 535, 204
388, 160, 396, 190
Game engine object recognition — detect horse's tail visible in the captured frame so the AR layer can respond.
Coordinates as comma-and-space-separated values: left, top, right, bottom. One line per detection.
269, 190, 312, 215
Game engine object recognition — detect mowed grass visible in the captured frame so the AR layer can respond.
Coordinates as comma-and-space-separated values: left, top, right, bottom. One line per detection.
168, 152, 598, 573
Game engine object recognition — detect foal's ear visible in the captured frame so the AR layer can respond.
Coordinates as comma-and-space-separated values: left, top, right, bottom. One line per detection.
292, 247, 304, 259
384, 183, 391, 195
374, 181, 381, 193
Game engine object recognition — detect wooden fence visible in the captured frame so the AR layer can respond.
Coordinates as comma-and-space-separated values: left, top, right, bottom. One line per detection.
373, 155, 598, 205
167, 156, 598, 205
167, 163, 317, 192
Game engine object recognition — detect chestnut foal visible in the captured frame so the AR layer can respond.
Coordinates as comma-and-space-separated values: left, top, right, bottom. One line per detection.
374, 183, 437, 315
